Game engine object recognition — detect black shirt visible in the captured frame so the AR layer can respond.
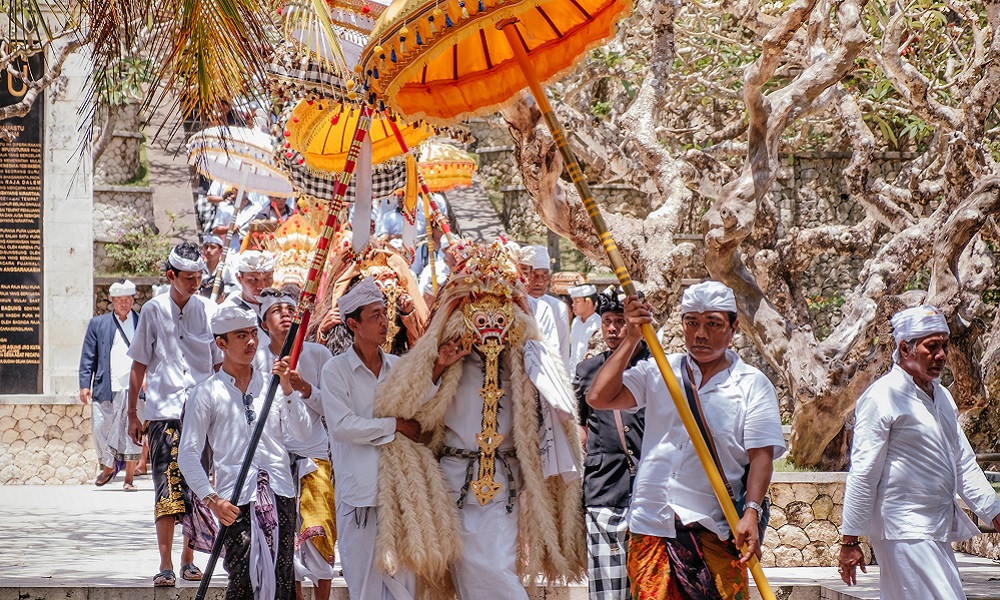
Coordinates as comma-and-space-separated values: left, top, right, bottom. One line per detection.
574, 343, 649, 508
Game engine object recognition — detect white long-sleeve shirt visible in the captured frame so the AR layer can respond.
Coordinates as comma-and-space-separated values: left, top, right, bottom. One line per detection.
568, 312, 601, 373
321, 347, 400, 508
622, 350, 786, 540
842, 365, 1000, 542
255, 340, 333, 458
526, 296, 561, 359
179, 368, 312, 504
128, 293, 222, 420
538, 294, 570, 363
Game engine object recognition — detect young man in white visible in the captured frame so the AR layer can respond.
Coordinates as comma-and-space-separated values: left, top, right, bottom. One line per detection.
839, 305, 1000, 599
223, 250, 275, 324
126, 242, 221, 587
567, 283, 601, 373
518, 245, 570, 362
179, 306, 312, 600
319, 278, 424, 600
254, 288, 337, 600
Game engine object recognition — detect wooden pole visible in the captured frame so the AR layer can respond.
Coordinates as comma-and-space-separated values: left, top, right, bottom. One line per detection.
499, 19, 777, 600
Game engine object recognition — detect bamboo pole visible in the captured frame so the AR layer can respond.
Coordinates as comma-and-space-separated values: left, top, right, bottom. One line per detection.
210, 171, 251, 303
498, 19, 777, 600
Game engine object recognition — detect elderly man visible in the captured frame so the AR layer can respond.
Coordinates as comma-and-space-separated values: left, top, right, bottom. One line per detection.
587, 280, 785, 599
79, 279, 142, 491
223, 250, 275, 325
839, 305, 1000, 599
568, 283, 601, 373
518, 245, 570, 362
574, 288, 648, 600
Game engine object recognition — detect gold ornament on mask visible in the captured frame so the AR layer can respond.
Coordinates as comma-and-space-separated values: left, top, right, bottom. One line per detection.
461, 293, 522, 505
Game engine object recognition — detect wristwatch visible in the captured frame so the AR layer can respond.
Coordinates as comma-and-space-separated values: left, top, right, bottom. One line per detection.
744, 500, 765, 522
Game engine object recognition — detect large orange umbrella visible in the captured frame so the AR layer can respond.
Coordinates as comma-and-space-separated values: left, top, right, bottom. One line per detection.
418, 140, 477, 192
360, 2, 777, 597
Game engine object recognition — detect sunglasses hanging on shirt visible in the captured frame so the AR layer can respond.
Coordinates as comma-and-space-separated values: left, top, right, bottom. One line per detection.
242, 393, 256, 425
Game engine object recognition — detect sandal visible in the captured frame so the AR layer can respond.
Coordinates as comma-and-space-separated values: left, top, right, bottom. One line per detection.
153, 569, 176, 587
94, 470, 115, 487
180, 563, 203, 581
122, 482, 138, 492
133, 468, 148, 477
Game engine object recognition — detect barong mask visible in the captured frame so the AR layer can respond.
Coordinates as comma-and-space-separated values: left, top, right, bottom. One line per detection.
461, 293, 518, 349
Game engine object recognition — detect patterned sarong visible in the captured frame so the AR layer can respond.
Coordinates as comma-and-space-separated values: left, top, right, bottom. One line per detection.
147, 419, 192, 519
587, 506, 631, 599
297, 458, 337, 565
627, 528, 748, 600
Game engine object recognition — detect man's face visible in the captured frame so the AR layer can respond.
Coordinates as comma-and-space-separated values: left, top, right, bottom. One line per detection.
348, 302, 389, 347
518, 264, 550, 298
167, 269, 203, 299
238, 271, 274, 300
681, 311, 736, 365
601, 311, 627, 351
202, 243, 223, 264
110, 295, 134, 317
217, 327, 258, 365
900, 333, 949, 383
262, 302, 295, 339
572, 297, 595, 319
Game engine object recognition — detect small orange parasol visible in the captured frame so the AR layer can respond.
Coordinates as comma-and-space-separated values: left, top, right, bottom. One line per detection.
418, 140, 477, 192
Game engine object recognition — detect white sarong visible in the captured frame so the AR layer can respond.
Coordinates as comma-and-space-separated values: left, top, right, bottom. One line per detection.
107, 390, 143, 461
870, 538, 965, 600
336, 504, 415, 600
90, 399, 117, 469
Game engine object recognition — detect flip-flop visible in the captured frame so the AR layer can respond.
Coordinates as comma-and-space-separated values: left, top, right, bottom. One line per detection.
153, 569, 175, 587
133, 468, 148, 476
122, 482, 138, 492
180, 563, 203, 581
94, 470, 115, 487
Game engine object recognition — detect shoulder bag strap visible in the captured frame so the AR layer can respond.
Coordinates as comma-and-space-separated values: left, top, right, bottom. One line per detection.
112, 314, 132, 347
680, 356, 736, 502
612, 410, 636, 475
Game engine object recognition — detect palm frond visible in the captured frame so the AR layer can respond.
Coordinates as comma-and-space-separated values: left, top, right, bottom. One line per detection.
3, 0, 73, 45
147, 0, 278, 133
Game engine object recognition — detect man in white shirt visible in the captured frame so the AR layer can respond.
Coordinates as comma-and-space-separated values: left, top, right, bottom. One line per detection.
179, 306, 311, 600
211, 187, 267, 250
223, 250, 276, 325
126, 242, 223, 588
79, 279, 142, 491
518, 245, 570, 363
587, 280, 785, 600
567, 283, 601, 373
319, 278, 423, 600
839, 305, 1000, 599
200, 234, 237, 299
254, 288, 337, 600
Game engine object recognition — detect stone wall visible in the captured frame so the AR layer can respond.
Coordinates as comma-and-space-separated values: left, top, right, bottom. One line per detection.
94, 104, 143, 186
0, 403, 96, 485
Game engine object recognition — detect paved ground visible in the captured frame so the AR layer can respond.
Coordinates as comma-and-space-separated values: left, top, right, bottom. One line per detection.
3, 483, 999, 599
144, 100, 199, 242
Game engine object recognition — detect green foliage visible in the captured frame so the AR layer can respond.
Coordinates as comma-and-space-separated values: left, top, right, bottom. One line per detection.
95, 57, 156, 107
904, 268, 930, 292
104, 217, 171, 276
773, 456, 818, 473
806, 292, 846, 340
590, 100, 613, 119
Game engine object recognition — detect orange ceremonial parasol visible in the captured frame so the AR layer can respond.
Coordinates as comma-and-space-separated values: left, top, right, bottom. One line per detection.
359, 1, 778, 597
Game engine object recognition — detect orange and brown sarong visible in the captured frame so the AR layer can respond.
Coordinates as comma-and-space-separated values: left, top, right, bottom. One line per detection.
297, 458, 337, 565
628, 529, 748, 600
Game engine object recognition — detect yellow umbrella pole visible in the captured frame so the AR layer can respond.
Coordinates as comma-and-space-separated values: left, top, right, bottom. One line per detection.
498, 19, 776, 600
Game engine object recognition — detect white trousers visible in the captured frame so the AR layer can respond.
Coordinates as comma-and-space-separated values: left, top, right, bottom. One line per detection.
870, 538, 965, 600
336, 503, 415, 600
451, 499, 528, 600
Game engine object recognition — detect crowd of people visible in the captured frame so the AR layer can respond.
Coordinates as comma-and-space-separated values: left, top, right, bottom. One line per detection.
78, 189, 1000, 600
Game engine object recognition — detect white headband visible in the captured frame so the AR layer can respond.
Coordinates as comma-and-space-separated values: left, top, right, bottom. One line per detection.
237, 250, 275, 273
890, 305, 949, 362
680, 280, 737, 314
338, 277, 385, 316
211, 306, 258, 335
519, 245, 550, 270
257, 293, 297, 317
109, 280, 136, 297
168, 248, 206, 272
567, 284, 597, 298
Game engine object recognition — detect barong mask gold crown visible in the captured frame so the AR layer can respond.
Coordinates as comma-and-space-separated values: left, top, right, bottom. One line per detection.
445, 240, 525, 505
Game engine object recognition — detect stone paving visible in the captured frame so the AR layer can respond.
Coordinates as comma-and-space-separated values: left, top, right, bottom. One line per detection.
3, 483, 1000, 599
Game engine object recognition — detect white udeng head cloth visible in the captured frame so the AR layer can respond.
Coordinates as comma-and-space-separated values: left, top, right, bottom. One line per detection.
680, 280, 737, 315
237, 250, 276, 273
890, 305, 949, 362
567, 284, 597, 299
168, 247, 206, 272
109, 280, 136, 297
338, 276, 385, 316
257, 292, 296, 317
211, 306, 258, 335
519, 245, 551, 270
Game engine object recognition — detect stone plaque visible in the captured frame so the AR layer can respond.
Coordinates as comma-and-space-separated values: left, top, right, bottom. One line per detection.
0, 48, 44, 394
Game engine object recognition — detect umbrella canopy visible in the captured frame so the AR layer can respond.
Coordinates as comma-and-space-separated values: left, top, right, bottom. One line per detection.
360, 0, 631, 124
418, 141, 477, 192
282, 97, 433, 173
188, 126, 296, 197
283, 0, 389, 70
